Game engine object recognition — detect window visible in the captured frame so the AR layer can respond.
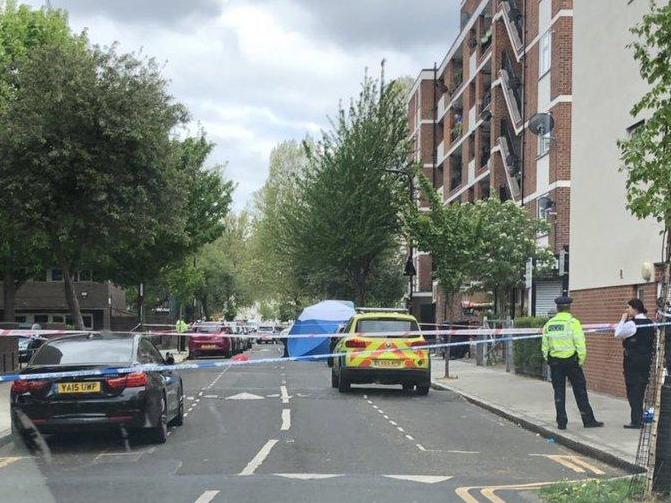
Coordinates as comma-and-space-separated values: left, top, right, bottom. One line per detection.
65, 315, 93, 329
538, 194, 554, 221
34, 314, 49, 324
52, 315, 64, 324
50, 268, 63, 282
138, 338, 164, 364
539, 31, 551, 77
538, 131, 551, 156
15, 316, 26, 323
78, 270, 92, 281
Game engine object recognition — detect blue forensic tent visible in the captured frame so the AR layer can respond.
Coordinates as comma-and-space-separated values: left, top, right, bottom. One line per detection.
288, 300, 355, 358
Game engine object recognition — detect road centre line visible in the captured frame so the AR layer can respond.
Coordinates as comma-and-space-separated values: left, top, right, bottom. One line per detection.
281, 409, 291, 431
405, 434, 414, 441
416, 444, 426, 451
239, 439, 279, 476
193, 490, 220, 503
280, 385, 290, 404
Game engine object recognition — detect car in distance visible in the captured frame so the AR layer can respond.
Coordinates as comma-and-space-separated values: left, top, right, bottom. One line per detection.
331, 310, 430, 395
10, 333, 184, 443
257, 325, 276, 344
189, 322, 234, 358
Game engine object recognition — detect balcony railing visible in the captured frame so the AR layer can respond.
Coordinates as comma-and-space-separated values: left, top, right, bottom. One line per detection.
437, 140, 445, 163
450, 166, 463, 191
451, 123, 463, 142
480, 27, 492, 54
501, 0, 524, 54
454, 70, 464, 90
497, 136, 521, 200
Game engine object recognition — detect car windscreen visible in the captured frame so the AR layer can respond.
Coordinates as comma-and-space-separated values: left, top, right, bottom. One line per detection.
355, 319, 419, 337
31, 337, 134, 365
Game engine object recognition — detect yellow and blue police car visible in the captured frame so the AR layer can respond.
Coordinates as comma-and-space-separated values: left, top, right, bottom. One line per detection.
331, 309, 430, 395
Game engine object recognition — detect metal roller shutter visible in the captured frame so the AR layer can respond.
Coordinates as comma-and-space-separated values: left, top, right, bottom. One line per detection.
535, 280, 563, 316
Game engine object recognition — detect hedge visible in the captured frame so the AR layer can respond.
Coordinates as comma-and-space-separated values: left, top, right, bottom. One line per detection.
513, 316, 549, 378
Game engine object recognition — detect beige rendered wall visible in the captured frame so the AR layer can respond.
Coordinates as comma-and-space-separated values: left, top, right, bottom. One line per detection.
570, 0, 664, 292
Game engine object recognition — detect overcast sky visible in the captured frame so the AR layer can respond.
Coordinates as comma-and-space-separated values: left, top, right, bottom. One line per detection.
24, 0, 459, 209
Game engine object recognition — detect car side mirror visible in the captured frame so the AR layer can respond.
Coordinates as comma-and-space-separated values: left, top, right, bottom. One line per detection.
165, 353, 175, 365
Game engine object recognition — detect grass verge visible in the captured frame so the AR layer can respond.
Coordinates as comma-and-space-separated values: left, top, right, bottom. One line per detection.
539, 477, 647, 503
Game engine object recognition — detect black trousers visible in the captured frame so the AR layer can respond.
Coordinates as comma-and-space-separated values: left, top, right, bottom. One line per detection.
624, 353, 652, 426
549, 355, 596, 427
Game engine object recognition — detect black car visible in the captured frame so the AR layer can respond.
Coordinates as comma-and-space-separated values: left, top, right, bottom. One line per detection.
10, 333, 184, 443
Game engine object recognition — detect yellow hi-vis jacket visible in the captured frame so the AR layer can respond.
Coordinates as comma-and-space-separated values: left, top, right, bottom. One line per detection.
541, 312, 587, 365
176, 319, 189, 333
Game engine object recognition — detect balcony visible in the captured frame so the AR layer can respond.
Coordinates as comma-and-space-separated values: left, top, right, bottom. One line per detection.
437, 93, 448, 120
480, 27, 492, 54
497, 124, 521, 201
498, 52, 523, 129
437, 140, 445, 164
501, 0, 523, 55
454, 70, 464, 91
451, 123, 463, 142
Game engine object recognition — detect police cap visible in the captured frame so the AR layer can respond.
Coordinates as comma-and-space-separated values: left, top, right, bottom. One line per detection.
554, 296, 573, 306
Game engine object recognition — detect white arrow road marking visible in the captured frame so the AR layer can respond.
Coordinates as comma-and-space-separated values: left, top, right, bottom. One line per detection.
239, 439, 278, 476
383, 475, 453, 484
266, 393, 280, 398
281, 409, 291, 431
203, 395, 218, 399
193, 490, 220, 503
275, 473, 341, 480
225, 392, 265, 400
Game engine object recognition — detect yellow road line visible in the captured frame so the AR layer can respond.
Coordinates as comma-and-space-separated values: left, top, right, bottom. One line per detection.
455, 487, 481, 503
456, 481, 558, 503
0, 457, 23, 469
567, 456, 606, 475
545, 455, 587, 473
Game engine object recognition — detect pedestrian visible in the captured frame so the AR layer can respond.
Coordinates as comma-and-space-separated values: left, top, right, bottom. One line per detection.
615, 298, 656, 429
541, 296, 604, 430
176, 318, 189, 352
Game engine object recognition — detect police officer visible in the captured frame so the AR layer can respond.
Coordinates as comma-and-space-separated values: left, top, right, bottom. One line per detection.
542, 296, 604, 430
615, 298, 655, 429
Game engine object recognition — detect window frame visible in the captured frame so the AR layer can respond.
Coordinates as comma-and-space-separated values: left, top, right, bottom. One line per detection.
539, 30, 552, 78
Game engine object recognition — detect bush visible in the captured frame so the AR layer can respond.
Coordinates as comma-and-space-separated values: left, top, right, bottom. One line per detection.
513, 316, 549, 378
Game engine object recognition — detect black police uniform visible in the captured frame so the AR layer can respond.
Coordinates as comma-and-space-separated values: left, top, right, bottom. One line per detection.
623, 317, 655, 426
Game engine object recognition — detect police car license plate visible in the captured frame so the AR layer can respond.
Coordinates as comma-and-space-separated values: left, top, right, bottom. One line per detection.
58, 382, 101, 394
375, 360, 401, 368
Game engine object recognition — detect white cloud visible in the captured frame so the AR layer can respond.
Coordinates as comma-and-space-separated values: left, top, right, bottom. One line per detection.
23, 0, 458, 209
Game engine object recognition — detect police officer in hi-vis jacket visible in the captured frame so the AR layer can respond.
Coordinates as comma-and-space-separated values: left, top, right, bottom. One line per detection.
541, 296, 604, 430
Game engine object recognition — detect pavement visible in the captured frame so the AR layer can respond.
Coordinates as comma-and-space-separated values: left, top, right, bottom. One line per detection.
0, 343, 625, 503
431, 357, 642, 471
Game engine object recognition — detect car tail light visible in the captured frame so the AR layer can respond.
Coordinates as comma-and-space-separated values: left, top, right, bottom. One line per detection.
11, 379, 49, 394
107, 372, 148, 391
345, 339, 367, 349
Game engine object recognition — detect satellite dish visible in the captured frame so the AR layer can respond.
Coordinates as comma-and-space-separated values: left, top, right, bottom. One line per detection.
528, 113, 555, 136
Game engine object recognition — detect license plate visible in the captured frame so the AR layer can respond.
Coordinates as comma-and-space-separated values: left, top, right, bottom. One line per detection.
201, 344, 218, 349
57, 382, 101, 394
374, 360, 401, 368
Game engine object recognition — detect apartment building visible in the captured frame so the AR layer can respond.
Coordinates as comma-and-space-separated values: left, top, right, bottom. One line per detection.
408, 0, 574, 324
570, 0, 661, 398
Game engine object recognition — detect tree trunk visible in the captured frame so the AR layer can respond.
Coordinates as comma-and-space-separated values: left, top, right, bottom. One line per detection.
62, 264, 84, 330
2, 266, 17, 322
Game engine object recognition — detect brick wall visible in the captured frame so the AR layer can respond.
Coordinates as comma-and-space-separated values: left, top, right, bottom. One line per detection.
551, 16, 573, 98
420, 80, 435, 121
552, 0, 573, 16
572, 283, 657, 397
418, 254, 433, 292
549, 102, 571, 182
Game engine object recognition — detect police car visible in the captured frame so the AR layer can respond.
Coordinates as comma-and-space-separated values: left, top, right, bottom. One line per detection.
331, 309, 430, 395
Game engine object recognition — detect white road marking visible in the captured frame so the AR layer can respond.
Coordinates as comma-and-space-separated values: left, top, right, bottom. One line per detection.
239, 439, 279, 476
397, 427, 405, 433
267, 393, 280, 398
377, 409, 385, 414
416, 444, 426, 451
383, 415, 389, 419
225, 392, 264, 400
372, 405, 379, 409
405, 434, 414, 441
198, 391, 203, 397
390, 421, 398, 426
363, 394, 368, 399
281, 409, 291, 431
203, 395, 218, 399
194, 490, 220, 503
0, 457, 24, 469
280, 385, 290, 404
366, 400, 373, 404
184, 413, 189, 417
186, 396, 195, 400
383, 475, 453, 484
447, 450, 480, 454
275, 473, 341, 480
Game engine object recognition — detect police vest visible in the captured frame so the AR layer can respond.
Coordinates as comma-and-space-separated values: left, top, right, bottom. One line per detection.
623, 317, 655, 357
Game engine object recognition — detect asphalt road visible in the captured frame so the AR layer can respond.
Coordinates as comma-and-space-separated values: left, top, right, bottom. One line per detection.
0, 344, 625, 503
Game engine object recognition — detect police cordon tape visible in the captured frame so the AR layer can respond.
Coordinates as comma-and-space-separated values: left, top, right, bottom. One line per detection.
1, 321, 669, 383
0, 322, 629, 340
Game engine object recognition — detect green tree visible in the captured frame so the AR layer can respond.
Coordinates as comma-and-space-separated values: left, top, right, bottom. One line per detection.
0, 2, 83, 321
283, 76, 412, 305
405, 173, 477, 318
0, 40, 188, 329
469, 199, 551, 315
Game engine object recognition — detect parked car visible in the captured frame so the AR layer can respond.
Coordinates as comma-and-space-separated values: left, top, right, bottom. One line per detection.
10, 333, 184, 443
257, 326, 275, 344
189, 323, 235, 358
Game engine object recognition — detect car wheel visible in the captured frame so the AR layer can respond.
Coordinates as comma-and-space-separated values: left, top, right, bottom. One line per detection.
331, 367, 339, 388
169, 385, 184, 427
338, 374, 350, 393
149, 395, 168, 444
416, 385, 430, 396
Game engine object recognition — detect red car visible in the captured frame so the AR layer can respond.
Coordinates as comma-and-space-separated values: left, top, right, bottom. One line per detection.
189, 323, 234, 359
